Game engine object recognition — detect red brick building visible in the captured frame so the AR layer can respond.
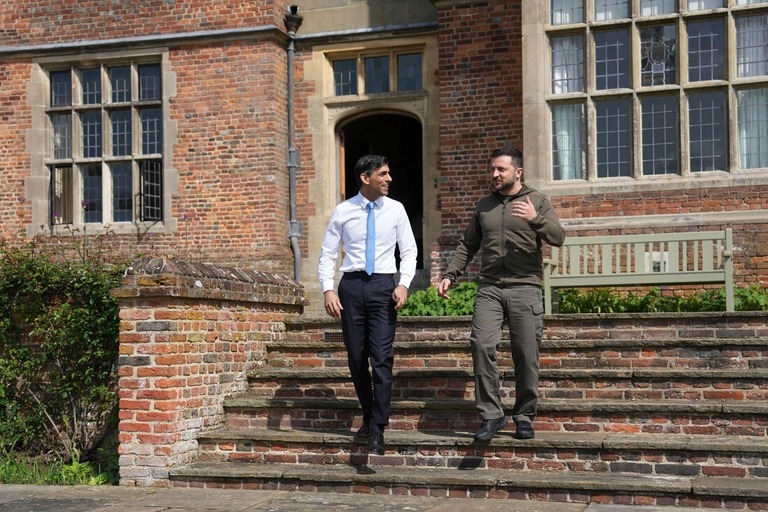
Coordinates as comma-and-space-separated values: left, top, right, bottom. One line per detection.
2, 0, 767, 312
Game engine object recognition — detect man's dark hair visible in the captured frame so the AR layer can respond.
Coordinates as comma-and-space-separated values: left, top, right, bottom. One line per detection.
490, 145, 523, 168
354, 154, 388, 187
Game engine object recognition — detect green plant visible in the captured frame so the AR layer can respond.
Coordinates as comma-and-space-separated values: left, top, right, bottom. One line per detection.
400, 283, 768, 316
558, 286, 768, 313
0, 229, 124, 464
399, 281, 477, 316
0, 446, 112, 485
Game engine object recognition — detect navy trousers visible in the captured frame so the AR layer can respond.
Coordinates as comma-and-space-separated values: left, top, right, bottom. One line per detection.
337, 271, 397, 427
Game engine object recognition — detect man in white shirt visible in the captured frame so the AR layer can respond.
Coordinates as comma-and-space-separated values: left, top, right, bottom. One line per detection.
318, 154, 418, 456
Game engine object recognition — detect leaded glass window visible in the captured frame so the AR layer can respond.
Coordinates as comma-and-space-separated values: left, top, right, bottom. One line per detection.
552, 34, 584, 93
596, 99, 632, 178
397, 53, 422, 91
737, 87, 768, 168
333, 59, 357, 96
595, 29, 630, 90
641, 25, 677, 86
689, 91, 727, 172
45, 61, 165, 225
551, 0, 583, 25
365, 56, 390, 94
552, 103, 585, 180
688, 19, 724, 82
641, 95, 679, 175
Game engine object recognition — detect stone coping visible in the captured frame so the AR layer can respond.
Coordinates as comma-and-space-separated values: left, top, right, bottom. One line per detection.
114, 256, 306, 306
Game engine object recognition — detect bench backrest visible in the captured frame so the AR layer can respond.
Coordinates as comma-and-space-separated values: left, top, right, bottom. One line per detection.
543, 229, 734, 313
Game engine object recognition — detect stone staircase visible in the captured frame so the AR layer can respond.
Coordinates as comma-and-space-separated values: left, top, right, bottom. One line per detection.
170, 313, 768, 508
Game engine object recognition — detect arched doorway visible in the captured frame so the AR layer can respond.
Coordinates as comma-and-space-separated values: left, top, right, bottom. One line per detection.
339, 113, 424, 271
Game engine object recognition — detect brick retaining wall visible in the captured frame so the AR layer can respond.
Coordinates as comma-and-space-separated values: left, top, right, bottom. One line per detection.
113, 257, 305, 486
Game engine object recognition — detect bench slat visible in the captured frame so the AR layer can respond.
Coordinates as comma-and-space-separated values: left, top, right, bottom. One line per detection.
543, 229, 735, 314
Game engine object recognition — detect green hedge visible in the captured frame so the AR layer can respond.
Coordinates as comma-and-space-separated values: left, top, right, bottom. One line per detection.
0, 232, 124, 462
399, 282, 768, 316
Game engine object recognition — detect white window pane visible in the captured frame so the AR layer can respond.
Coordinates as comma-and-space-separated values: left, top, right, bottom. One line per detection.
640, 0, 676, 16
52, 113, 72, 159
595, 0, 628, 21
738, 88, 768, 169
688, 0, 723, 10
736, 0, 768, 5
52, 165, 73, 224
551, 0, 583, 25
736, 14, 768, 78
552, 35, 584, 93
552, 104, 585, 180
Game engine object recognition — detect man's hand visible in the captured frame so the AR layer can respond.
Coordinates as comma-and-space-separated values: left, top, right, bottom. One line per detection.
510, 196, 536, 222
437, 278, 452, 299
392, 285, 409, 311
323, 290, 343, 319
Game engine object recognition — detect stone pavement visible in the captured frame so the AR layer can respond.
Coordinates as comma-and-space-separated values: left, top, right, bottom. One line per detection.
0, 485, 714, 512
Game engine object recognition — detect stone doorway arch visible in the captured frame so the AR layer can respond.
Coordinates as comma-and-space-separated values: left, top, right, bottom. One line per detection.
338, 113, 424, 271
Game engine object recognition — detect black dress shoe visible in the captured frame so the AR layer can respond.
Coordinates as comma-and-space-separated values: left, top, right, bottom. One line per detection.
474, 416, 508, 441
368, 424, 385, 455
356, 420, 371, 437
514, 420, 535, 440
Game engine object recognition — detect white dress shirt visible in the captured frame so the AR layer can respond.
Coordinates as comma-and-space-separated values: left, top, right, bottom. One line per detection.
318, 192, 418, 293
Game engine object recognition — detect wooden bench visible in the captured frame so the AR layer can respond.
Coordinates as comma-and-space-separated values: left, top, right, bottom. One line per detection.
543, 229, 734, 314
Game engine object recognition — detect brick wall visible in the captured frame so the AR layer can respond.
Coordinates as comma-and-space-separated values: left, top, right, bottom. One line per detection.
0, 0, 297, 275
435, 1, 524, 241
0, 60, 32, 236
113, 257, 304, 486
0, 0, 289, 45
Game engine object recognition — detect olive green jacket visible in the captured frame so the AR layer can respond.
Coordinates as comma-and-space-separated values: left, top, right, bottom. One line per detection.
442, 186, 565, 288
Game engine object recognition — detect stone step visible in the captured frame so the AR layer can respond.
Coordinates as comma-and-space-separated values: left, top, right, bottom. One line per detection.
248, 367, 766, 396
193, 427, 768, 477
266, 338, 768, 371
169, 461, 768, 508
222, 396, 768, 436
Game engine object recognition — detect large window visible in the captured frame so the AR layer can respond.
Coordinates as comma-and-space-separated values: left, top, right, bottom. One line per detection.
548, 1, 768, 181
331, 50, 423, 97
46, 61, 164, 225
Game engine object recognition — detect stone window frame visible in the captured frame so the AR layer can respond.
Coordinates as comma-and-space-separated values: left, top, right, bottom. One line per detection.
26, 48, 177, 237
522, 0, 768, 200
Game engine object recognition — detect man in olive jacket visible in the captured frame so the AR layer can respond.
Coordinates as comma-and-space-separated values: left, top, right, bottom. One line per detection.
438, 145, 565, 441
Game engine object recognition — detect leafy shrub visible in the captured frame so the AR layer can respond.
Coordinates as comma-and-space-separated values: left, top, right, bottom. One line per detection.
0, 230, 124, 463
400, 283, 768, 316
557, 285, 768, 313
399, 281, 477, 316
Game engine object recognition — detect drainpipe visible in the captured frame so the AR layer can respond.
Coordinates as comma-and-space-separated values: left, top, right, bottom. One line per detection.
284, 6, 303, 281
